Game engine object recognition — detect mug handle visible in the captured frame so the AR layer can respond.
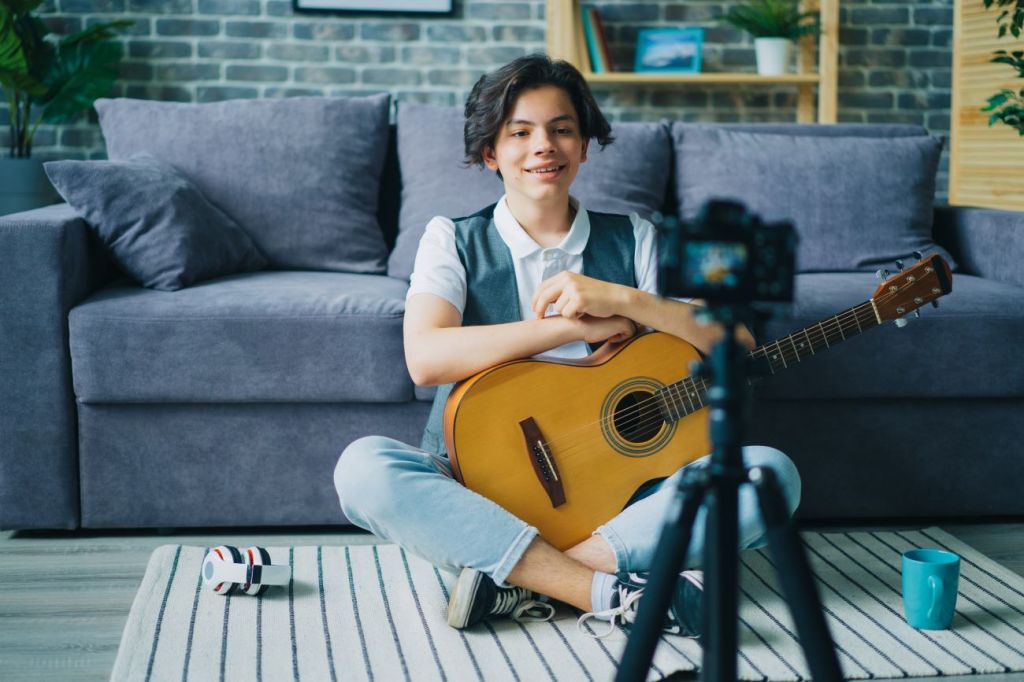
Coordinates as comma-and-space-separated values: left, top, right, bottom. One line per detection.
927, 575, 944, 621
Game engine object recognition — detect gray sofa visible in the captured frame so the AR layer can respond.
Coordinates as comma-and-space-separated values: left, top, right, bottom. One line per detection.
2, 96, 1022, 531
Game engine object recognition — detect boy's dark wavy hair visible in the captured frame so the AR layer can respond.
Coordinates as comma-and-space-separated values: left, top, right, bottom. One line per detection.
463, 54, 614, 170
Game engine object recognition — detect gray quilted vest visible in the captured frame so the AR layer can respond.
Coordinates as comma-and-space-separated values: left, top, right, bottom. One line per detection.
419, 203, 637, 456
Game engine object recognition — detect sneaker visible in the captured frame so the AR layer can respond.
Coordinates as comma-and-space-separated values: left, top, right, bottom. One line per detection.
446, 567, 556, 629
578, 569, 704, 639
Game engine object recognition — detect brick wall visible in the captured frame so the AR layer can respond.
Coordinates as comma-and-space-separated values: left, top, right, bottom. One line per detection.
4, 0, 954, 196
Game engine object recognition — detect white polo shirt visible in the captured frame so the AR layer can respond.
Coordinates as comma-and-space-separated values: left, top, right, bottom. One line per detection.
406, 195, 660, 360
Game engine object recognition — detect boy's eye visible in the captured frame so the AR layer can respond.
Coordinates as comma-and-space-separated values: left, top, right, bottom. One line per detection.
556, 127, 574, 135
511, 130, 528, 137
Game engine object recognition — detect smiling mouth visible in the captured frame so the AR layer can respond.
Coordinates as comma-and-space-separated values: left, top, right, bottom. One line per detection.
526, 164, 567, 175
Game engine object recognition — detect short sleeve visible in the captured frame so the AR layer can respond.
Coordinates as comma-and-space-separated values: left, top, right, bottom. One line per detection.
632, 214, 659, 296
406, 216, 467, 314
632, 213, 692, 304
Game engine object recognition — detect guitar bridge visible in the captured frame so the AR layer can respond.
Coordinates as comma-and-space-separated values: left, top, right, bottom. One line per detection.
518, 417, 566, 508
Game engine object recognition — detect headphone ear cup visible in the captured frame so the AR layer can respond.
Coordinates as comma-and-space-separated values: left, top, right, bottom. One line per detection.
240, 546, 273, 596
208, 545, 243, 595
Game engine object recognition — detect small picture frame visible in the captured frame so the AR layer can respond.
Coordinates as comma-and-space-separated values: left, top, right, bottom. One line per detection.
294, 0, 452, 14
634, 28, 704, 74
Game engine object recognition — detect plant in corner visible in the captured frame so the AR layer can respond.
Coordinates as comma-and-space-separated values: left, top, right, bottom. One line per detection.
721, 0, 819, 76
0, 0, 130, 215
981, 0, 1024, 135
0, 0, 131, 158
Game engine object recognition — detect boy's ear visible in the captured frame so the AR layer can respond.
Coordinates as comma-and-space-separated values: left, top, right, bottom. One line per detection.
581, 138, 589, 163
482, 145, 499, 171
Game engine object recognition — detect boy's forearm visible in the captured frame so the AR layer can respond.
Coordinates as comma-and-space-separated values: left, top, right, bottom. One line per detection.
621, 288, 755, 354
406, 316, 580, 386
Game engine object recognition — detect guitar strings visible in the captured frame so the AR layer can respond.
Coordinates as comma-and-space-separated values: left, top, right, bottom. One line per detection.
542, 299, 887, 459
539, 284, 921, 463
537, 303, 870, 456
533, 287, 908, 460
539, 298, 878, 454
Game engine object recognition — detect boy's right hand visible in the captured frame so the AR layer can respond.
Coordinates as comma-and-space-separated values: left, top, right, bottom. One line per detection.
577, 314, 637, 344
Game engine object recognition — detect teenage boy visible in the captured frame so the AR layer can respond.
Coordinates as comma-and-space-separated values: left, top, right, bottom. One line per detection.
334, 54, 801, 636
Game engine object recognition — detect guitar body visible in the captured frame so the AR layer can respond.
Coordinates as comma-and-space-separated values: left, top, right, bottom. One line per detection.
444, 332, 710, 550
441, 255, 954, 552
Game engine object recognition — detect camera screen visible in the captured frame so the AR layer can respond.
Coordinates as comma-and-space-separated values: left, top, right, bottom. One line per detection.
682, 241, 748, 291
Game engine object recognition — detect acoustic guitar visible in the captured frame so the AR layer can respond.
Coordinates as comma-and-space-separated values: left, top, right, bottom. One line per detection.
443, 255, 953, 550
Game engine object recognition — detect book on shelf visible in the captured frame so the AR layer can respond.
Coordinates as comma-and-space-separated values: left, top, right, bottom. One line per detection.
589, 7, 614, 72
581, 5, 605, 73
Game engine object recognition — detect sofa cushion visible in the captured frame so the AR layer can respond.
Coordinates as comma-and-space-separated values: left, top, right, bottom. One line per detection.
753, 272, 1024, 399
69, 271, 412, 403
44, 154, 267, 291
671, 124, 955, 272
388, 103, 672, 280
95, 95, 391, 273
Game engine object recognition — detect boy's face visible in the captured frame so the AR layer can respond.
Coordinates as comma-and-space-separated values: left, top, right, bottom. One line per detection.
482, 84, 589, 206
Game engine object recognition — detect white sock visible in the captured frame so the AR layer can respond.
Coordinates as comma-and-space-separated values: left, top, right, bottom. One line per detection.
590, 571, 618, 613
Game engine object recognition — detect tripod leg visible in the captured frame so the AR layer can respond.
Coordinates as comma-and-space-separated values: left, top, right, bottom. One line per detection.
749, 466, 843, 682
616, 467, 709, 682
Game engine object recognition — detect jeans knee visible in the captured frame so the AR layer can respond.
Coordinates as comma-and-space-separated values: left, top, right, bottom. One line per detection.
334, 436, 396, 520
744, 445, 802, 516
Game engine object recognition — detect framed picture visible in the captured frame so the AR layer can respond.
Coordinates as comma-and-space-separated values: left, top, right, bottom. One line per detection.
294, 0, 452, 14
634, 28, 704, 74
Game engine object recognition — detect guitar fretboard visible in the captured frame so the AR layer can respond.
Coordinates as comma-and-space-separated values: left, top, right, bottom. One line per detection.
655, 300, 880, 422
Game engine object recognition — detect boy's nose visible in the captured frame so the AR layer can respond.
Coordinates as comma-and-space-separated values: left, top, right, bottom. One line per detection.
533, 131, 556, 153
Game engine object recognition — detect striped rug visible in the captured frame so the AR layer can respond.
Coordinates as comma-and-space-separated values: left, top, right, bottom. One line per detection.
112, 528, 1024, 681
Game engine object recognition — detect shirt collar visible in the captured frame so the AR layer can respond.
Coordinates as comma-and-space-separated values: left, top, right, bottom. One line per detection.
493, 194, 590, 259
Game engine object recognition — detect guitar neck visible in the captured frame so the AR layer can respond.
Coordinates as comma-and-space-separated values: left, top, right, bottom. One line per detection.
656, 299, 881, 422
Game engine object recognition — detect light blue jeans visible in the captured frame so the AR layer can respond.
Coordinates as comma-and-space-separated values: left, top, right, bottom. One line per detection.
334, 436, 801, 587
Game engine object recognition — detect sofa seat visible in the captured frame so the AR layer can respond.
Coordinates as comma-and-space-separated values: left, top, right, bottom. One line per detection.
69, 271, 413, 403
757, 272, 1024, 399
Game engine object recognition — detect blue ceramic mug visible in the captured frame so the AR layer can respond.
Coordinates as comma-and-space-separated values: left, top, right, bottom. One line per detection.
901, 548, 960, 630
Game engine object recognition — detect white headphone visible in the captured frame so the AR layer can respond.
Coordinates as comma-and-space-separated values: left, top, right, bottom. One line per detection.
202, 545, 290, 596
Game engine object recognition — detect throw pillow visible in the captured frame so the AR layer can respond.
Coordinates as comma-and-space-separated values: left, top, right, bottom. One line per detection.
94, 95, 391, 273
388, 103, 672, 280
45, 153, 267, 291
672, 125, 955, 272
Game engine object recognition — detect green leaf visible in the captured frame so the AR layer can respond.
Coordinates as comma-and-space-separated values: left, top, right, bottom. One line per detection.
3, 1, 45, 13
0, 3, 44, 95
38, 39, 122, 123
722, 0, 819, 40
60, 20, 134, 49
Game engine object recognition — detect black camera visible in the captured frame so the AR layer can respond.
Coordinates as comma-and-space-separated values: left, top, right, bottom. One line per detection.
656, 200, 797, 304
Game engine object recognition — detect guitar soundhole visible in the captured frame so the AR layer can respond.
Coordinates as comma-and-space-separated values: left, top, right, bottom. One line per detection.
613, 391, 664, 444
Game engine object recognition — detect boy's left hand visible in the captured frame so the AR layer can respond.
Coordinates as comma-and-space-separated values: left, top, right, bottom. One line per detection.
532, 271, 628, 320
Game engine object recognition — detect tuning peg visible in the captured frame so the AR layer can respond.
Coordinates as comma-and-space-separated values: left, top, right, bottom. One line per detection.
931, 300, 939, 309
913, 309, 921, 319
875, 268, 890, 280
895, 259, 904, 271
913, 250, 924, 260
894, 318, 909, 328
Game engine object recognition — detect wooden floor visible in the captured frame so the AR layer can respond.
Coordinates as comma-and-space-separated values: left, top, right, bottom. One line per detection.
1, 521, 1022, 682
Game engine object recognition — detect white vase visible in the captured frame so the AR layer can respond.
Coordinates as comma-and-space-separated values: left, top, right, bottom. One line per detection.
754, 37, 792, 76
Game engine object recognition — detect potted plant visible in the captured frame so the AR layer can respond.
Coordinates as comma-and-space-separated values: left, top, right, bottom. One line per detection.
722, 0, 819, 76
0, 0, 131, 215
981, 0, 1024, 136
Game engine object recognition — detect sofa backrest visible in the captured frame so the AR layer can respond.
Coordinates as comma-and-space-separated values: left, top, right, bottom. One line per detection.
378, 113, 951, 277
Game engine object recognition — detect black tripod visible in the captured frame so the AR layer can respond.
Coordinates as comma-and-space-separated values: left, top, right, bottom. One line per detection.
615, 306, 843, 682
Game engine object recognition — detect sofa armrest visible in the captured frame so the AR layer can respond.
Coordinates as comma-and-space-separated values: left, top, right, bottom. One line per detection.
934, 204, 1024, 289
0, 204, 114, 529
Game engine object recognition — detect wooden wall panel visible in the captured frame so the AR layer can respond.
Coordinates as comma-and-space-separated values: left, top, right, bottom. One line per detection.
950, 0, 1024, 211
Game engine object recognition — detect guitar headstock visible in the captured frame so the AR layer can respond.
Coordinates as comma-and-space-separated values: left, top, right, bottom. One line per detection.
871, 255, 953, 322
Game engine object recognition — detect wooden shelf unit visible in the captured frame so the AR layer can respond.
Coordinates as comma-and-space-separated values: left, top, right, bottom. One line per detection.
546, 0, 839, 123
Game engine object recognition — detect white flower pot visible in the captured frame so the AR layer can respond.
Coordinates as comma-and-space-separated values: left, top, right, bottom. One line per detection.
754, 37, 792, 76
